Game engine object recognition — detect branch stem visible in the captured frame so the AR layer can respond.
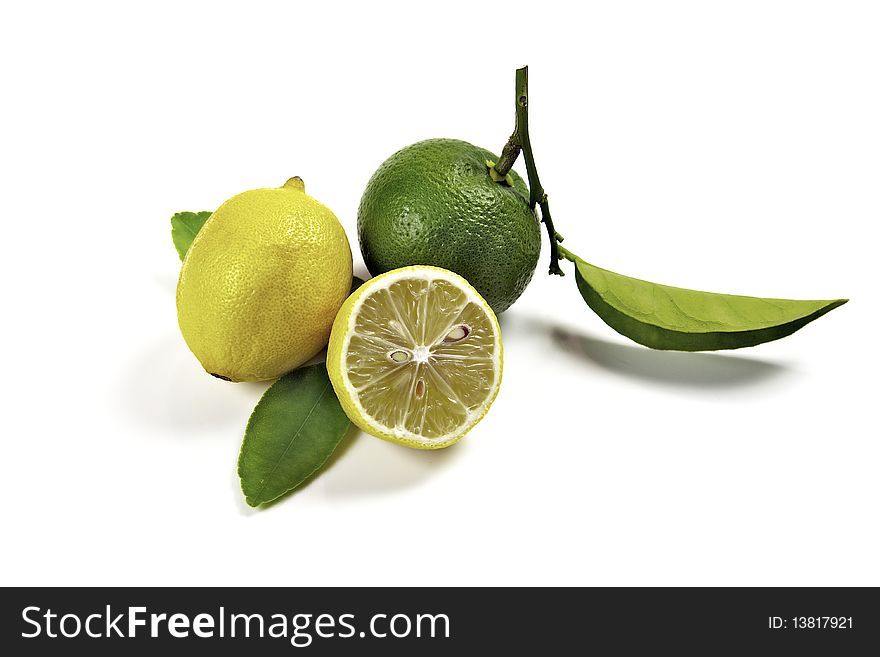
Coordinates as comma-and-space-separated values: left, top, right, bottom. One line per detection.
492, 66, 564, 276
494, 134, 521, 177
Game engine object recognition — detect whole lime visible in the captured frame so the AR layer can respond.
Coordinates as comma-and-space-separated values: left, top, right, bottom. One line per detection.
177, 177, 352, 382
357, 138, 541, 313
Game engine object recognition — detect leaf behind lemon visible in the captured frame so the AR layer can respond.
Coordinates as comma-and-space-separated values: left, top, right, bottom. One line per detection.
238, 364, 351, 507
170, 211, 212, 260
572, 258, 847, 351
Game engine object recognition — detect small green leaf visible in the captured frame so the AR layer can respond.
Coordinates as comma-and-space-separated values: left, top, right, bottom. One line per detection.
350, 276, 366, 294
238, 364, 351, 507
170, 211, 212, 261
572, 258, 847, 351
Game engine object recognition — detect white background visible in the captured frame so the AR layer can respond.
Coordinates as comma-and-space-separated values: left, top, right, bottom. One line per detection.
2, 1, 877, 586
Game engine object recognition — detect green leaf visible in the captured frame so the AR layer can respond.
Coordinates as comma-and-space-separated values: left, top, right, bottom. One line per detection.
350, 276, 365, 294
571, 258, 847, 351
170, 211, 212, 261
238, 364, 351, 507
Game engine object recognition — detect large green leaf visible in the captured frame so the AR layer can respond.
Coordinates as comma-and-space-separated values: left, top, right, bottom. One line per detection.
572, 258, 847, 351
238, 364, 351, 507
170, 211, 212, 260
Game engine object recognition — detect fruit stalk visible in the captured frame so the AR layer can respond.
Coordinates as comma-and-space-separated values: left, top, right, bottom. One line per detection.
493, 66, 564, 276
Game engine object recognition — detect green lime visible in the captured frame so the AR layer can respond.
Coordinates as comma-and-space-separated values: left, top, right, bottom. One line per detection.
357, 138, 541, 313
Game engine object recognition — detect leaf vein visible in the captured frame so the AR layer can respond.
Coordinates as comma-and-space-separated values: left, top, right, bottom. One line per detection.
250, 378, 335, 503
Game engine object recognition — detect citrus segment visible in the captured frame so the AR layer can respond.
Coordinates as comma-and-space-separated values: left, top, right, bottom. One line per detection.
327, 266, 502, 449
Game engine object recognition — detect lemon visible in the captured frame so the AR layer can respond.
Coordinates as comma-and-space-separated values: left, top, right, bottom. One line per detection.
177, 177, 352, 382
326, 266, 503, 449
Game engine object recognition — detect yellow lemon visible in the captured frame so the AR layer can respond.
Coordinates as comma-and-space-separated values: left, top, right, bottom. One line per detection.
177, 177, 352, 382
327, 266, 503, 449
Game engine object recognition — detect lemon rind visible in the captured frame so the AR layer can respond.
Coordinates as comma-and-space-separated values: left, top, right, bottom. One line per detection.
330, 266, 502, 449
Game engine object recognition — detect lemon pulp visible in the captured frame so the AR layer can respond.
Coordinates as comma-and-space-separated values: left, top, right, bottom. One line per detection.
328, 266, 502, 449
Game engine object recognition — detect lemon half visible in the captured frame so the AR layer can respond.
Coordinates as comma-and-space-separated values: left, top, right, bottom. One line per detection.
327, 266, 503, 449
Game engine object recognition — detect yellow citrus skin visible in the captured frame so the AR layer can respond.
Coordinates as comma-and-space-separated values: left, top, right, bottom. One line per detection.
177, 178, 352, 382
326, 266, 503, 449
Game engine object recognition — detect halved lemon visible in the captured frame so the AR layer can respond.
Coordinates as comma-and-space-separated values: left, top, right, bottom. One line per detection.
327, 266, 503, 449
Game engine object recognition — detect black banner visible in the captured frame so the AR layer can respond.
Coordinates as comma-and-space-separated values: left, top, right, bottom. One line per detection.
1, 587, 877, 654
